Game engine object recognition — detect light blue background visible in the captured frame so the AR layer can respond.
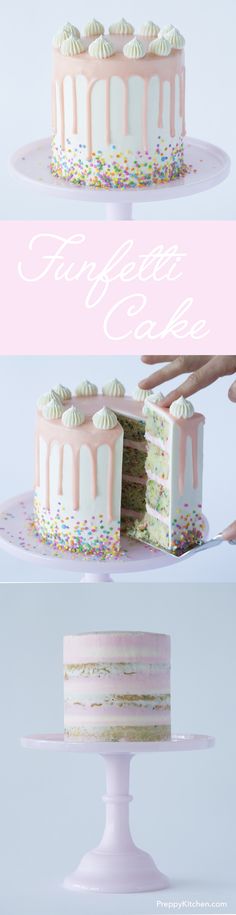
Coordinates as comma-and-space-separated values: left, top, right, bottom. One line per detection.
1, 0, 236, 219
0, 355, 235, 583
0, 582, 235, 914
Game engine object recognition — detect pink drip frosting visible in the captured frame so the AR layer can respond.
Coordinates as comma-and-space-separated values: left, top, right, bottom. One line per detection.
52, 46, 185, 154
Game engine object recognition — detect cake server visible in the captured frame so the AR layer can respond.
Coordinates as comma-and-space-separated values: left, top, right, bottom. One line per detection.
130, 520, 236, 561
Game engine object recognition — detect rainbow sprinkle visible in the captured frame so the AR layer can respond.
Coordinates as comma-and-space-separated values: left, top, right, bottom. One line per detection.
33, 497, 121, 560
50, 138, 191, 189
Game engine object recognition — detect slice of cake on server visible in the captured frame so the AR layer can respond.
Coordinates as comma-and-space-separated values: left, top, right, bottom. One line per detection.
128, 393, 205, 554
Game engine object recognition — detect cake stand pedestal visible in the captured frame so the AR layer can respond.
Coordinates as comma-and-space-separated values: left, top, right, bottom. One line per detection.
21, 733, 214, 894
10, 137, 230, 220
0, 491, 178, 582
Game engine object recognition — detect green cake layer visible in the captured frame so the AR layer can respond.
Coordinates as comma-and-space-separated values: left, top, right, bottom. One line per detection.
116, 413, 145, 442
146, 479, 170, 515
128, 514, 170, 550
146, 444, 169, 480
122, 446, 146, 479
145, 410, 170, 443
121, 480, 146, 514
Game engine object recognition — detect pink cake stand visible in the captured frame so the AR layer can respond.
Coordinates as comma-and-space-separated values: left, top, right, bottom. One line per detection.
21, 732, 214, 894
10, 137, 230, 220
0, 491, 179, 582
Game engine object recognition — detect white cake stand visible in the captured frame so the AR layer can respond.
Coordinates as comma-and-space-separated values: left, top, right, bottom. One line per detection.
0, 491, 179, 582
10, 137, 230, 220
22, 732, 214, 894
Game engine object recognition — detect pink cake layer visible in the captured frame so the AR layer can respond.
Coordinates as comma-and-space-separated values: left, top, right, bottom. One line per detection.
64, 632, 170, 664
64, 706, 170, 723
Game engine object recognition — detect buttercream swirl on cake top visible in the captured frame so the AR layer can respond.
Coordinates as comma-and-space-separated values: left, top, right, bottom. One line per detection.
62, 405, 85, 427
149, 35, 171, 56
53, 22, 80, 48
92, 407, 118, 430
61, 36, 85, 56
89, 35, 114, 58
43, 393, 63, 421
37, 391, 52, 411
102, 378, 125, 397
143, 391, 164, 414
167, 27, 185, 49
54, 384, 72, 401
123, 36, 146, 58
169, 396, 194, 419
109, 18, 134, 35
140, 21, 159, 37
159, 24, 175, 36
84, 18, 105, 36
75, 380, 98, 396
133, 386, 153, 401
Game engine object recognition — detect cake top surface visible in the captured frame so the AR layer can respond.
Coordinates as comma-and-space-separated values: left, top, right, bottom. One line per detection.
52, 19, 185, 58
64, 631, 170, 664
36, 384, 204, 431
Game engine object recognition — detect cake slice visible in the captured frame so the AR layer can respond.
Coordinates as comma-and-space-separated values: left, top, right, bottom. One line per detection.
128, 394, 205, 554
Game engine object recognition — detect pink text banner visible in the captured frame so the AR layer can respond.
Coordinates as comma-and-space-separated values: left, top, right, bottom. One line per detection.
1, 221, 235, 354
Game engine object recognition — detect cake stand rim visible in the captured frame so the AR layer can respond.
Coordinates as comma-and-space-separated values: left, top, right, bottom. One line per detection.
0, 489, 182, 574
9, 136, 231, 203
21, 733, 215, 753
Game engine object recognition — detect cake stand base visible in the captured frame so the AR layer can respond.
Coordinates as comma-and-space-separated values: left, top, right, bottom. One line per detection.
22, 733, 214, 894
10, 137, 230, 220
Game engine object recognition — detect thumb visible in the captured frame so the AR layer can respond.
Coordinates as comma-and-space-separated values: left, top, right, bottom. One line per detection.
228, 379, 236, 402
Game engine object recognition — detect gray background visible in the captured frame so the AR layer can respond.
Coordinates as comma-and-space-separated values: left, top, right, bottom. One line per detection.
1, 0, 236, 220
0, 355, 235, 583
0, 582, 235, 915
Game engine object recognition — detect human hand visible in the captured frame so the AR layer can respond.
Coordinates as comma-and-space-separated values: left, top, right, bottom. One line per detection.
139, 356, 236, 407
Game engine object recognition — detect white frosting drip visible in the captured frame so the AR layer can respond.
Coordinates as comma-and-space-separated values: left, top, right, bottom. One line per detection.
109, 18, 134, 35
133, 386, 153, 402
37, 391, 52, 411
92, 407, 118, 430
169, 396, 194, 419
62, 406, 85, 427
43, 397, 63, 421
167, 27, 185, 49
75, 380, 98, 396
53, 22, 80, 48
123, 36, 146, 59
149, 36, 171, 56
61, 36, 85, 56
54, 384, 71, 401
84, 18, 104, 37
140, 21, 159, 37
89, 35, 114, 58
102, 378, 125, 397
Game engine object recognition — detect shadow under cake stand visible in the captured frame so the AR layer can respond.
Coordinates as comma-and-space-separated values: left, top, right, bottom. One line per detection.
22, 732, 214, 894
10, 137, 230, 220
0, 490, 182, 582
